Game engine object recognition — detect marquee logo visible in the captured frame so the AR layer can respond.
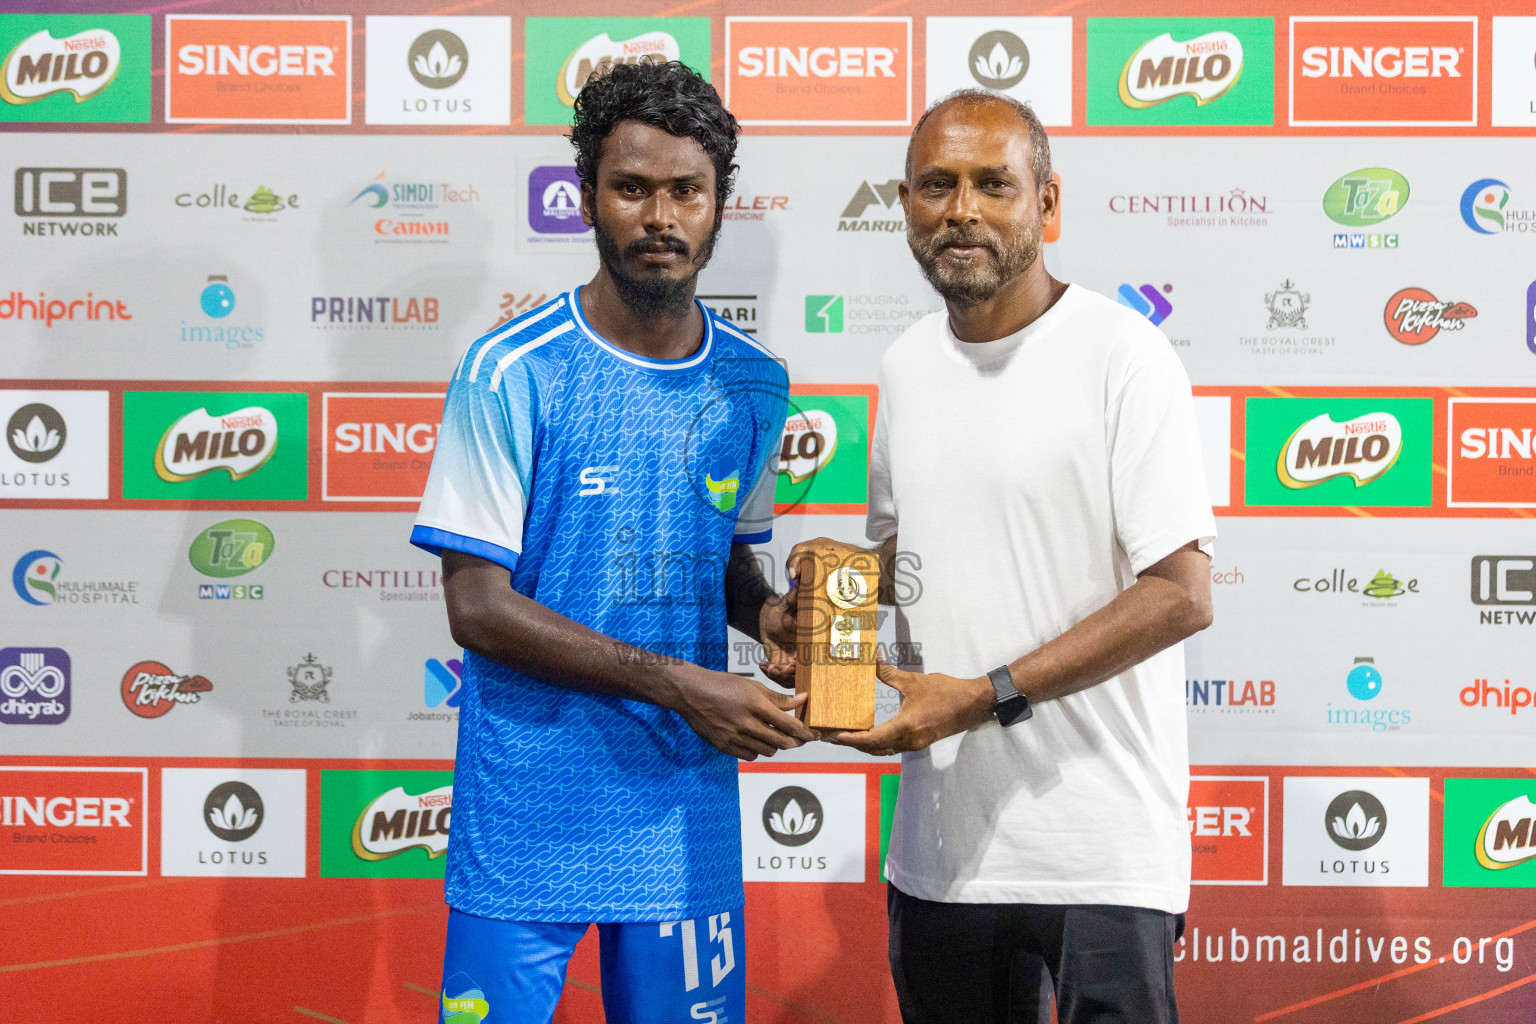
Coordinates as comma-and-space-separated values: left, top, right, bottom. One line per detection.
1278, 412, 1401, 488
726, 17, 912, 126
166, 15, 351, 124
1448, 398, 1536, 508
0, 647, 70, 725
120, 659, 212, 719
838, 178, 904, 233
1382, 288, 1475, 345
0, 766, 146, 874
1290, 17, 1477, 126
322, 392, 443, 502
154, 406, 277, 483
1119, 31, 1243, 108
1086, 18, 1273, 126
1188, 777, 1267, 885
122, 391, 307, 501
524, 18, 710, 126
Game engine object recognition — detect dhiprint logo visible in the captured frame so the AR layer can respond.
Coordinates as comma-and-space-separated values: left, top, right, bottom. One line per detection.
1383, 288, 1476, 345
12, 549, 61, 605
1461, 178, 1511, 234
1327, 789, 1387, 851
7, 402, 64, 462
763, 786, 824, 847
0, 647, 70, 725
408, 30, 466, 89
203, 780, 262, 842
120, 660, 212, 719
1117, 282, 1173, 325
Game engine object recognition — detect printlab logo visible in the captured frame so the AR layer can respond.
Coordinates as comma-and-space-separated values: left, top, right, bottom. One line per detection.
120, 659, 211, 718
528, 166, 587, 237
183, 274, 263, 350
14, 168, 126, 236
424, 658, 463, 708
1184, 677, 1276, 713
0, 647, 70, 725
838, 178, 904, 233
1382, 288, 1475, 345
288, 653, 331, 703
1326, 790, 1387, 851
763, 786, 824, 847
309, 295, 440, 330
1117, 282, 1173, 325
6, 402, 64, 463
1323, 167, 1408, 250
0, 15, 151, 123
204, 780, 262, 842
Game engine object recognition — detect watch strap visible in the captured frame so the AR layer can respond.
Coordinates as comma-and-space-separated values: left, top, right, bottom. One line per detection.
987, 665, 1033, 726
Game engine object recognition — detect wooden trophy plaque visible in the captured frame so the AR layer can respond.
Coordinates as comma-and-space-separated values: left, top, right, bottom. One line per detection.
794, 548, 879, 731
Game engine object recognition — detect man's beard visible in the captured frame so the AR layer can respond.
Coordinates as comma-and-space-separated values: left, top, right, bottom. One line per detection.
908, 221, 1039, 305
593, 215, 720, 319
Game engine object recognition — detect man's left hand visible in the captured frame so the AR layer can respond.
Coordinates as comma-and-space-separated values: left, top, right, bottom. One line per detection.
832, 658, 995, 755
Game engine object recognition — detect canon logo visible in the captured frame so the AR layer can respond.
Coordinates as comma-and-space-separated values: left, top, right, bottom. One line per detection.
736, 46, 896, 79
333, 422, 436, 455
176, 44, 336, 77
1, 795, 131, 827
1300, 46, 1459, 79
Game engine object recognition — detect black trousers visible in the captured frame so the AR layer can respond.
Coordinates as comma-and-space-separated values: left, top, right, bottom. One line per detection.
888, 885, 1183, 1024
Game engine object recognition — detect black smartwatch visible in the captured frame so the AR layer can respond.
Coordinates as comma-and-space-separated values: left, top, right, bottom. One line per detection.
987, 665, 1033, 727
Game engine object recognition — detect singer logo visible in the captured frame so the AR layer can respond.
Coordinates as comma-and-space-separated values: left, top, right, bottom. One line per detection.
1448, 399, 1536, 508
322, 392, 444, 502
1188, 777, 1267, 884
0, 766, 147, 874
165, 15, 351, 124
1290, 17, 1477, 126
726, 18, 911, 126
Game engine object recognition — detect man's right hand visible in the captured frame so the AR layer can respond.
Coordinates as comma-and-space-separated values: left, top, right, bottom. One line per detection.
664, 663, 816, 761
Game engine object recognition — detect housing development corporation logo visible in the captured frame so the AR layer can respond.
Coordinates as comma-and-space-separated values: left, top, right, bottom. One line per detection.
364, 17, 512, 126
523, 18, 710, 126
14, 167, 126, 237
1290, 17, 1477, 127
122, 391, 307, 501
165, 15, 351, 124
120, 659, 212, 719
0, 15, 150, 123
727, 17, 912, 126
1245, 397, 1432, 508
1445, 780, 1536, 887
1086, 17, 1274, 126
1448, 399, 1536, 508
1383, 288, 1475, 345
0, 647, 70, 725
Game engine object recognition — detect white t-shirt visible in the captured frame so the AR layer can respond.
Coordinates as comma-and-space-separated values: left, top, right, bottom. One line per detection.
868, 283, 1216, 914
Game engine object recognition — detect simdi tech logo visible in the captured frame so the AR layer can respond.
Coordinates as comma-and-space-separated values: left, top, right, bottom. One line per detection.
726, 17, 912, 127
0, 15, 150, 123
1085, 18, 1274, 126
1290, 17, 1477, 127
319, 769, 453, 878
0, 766, 147, 875
523, 18, 711, 127
322, 392, 444, 502
364, 17, 512, 127
1444, 779, 1536, 887
1244, 397, 1432, 508
775, 387, 873, 515
165, 15, 351, 125
1448, 398, 1536, 508
121, 391, 307, 501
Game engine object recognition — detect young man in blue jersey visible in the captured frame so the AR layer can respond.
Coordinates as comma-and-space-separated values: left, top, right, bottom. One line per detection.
411, 61, 811, 1024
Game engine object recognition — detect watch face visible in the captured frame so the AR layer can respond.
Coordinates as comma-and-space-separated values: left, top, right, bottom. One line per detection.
996, 695, 1033, 726
826, 566, 869, 610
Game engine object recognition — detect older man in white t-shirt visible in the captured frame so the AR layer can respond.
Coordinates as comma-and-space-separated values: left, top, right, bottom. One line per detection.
786, 91, 1215, 1023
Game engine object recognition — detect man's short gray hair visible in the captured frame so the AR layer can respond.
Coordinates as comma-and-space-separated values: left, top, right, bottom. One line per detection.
904, 89, 1053, 189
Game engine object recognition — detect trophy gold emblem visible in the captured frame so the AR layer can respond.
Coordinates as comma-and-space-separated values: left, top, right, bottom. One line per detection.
794, 548, 879, 730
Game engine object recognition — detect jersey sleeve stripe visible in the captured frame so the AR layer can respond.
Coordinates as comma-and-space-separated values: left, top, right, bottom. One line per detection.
732, 529, 772, 544
712, 316, 777, 359
410, 525, 520, 572
464, 295, 568, 383
488, 324, 575, 390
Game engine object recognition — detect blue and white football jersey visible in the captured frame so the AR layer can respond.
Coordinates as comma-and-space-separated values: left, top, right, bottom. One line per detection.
411, 288, 787, 922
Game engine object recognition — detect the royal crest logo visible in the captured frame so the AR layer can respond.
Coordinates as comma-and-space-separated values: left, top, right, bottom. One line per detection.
1264, 279, 1309, 330
120, 659, 212, 718
287, 653, 331, 703
1119, 30, 1243, 107
1, 28, 120, 105
350, 783, 452, 860
1278, 412, 1402, 489
1475, 795, 1536, 870
1383, 288, 1476, 345
153, 405, 277, 483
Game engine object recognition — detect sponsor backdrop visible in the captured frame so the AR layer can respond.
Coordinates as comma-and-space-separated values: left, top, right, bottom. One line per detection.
4, 1, 1536, 1022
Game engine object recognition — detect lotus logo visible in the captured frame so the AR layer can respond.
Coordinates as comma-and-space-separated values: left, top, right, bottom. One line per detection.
408, 30, 468, 90
1325, 790, 1387, 851
6, 402, 66, 463
1119, 31, 1243, 108
1475, 794, 1536, 870
779, 409, 838, 485
154, 405, 278, 483
557, 32, 680, 107
12, 549, 62, 605
1460, 178, 1510, 235
203, 780, 264, 842
1278, 412, 1402, 489
1, 29, 122, 105
762, 785, 824, 847
968, 31, 1029, 90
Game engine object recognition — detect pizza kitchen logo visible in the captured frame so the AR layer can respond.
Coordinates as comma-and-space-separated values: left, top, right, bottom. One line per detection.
1383, 288, 1475, 345
1278, 412, 1402, 488
120, 659, 212, 718
154, 405, 277, 483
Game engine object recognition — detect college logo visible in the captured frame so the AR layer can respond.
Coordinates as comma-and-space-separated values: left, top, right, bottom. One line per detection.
14, 168, 126, 236
528, 166, 588, 237
189, 518, 273, 581
173, 183, 299, 219
287, 653, 332, 703
1086, 18, 1273, 126
322, 392, 443, 502
122, 391, 307, 501
0, 647, 70, 725
120, 660, 211, 719
0, 766, 146, 874
1294, 568, 1419, 602
924, 18, 1073, 126
523, 18, 711, 126
1290, 17, 1477, 126
0, 16, 150, 123
727, 17, 912, 126
1188, 777, 1267, 885
777, 387, 873, 514
1445, 779, 1536, 886
0, 390, 108, 498
1283, 776, 1429, 887
320, 770, 454, 877
739, 773, 865, 882
160, 768, 306, 877
1383, 288, 1475, 345
424, 658, 463, 709
364, 17, 511, 126
165, 15, 351, 124
1244, 397, 1432, 508
1448, 398, 1536, 507
1117, 283, 1174, 325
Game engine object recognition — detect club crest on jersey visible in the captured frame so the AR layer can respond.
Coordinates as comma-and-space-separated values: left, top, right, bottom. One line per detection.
704, 460, 739, 512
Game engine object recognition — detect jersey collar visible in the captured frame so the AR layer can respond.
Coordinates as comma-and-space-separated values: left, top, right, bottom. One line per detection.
568, 287, 714, 372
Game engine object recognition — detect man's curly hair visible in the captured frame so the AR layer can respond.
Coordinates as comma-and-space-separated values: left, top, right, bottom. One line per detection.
570, 60, 739, 214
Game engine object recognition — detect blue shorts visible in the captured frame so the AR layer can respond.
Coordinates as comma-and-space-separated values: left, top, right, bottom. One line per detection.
439, 906, 746, 1024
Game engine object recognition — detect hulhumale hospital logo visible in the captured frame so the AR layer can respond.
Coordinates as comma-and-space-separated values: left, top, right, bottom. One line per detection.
1461, 179, 1510, 234
12, 549, 62, 604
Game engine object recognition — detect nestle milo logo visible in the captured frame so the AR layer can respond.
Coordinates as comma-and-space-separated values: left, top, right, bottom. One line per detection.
1279, 412, 1402, 488
154, 406, 277, 482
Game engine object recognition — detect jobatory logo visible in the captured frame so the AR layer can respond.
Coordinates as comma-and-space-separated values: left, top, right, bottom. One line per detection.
523, 18, 710, 126
0, 766, 147, 874
0, 16, 150, 123
322, 392, 443, 502
160, 768, 306, 877
0, 647, 70, 725
120, 660, 212, 719
1185, 677, 1276, 713
924, 18, 1073, 127
184, 274, 263, 350
1086, 18, 1274, 126
1445, 779, 1536, 887
14, 168, 126, 236
1383, 288, 1476, 345
1188, 777, 1268, 885
1244, 397, 1432, 508
1117, 283, 1174, 325
122, 391, 307, 501
1, 390, 108, 499
11, 549, 139, 607
165, 15, 351, 124
740, 773, 864, 882
1290, 16, 1477, 126
776, 388, 873, 514
1283, 776, 1429, 887
365, 17, 511, 126
320, 770, 454, 878
1448, 398, 1536, 508
173, 183, 299, 220
424, 658, 463, 709
726, 17, 912, 127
